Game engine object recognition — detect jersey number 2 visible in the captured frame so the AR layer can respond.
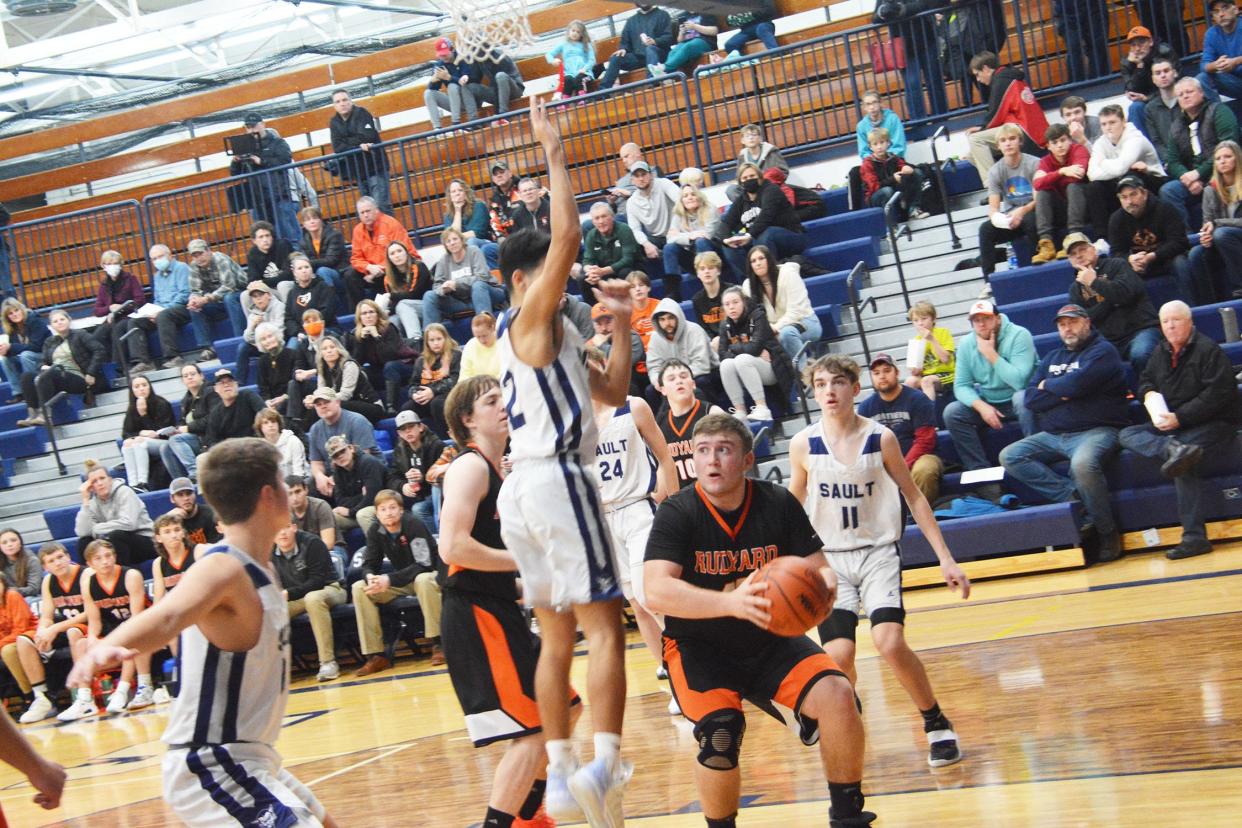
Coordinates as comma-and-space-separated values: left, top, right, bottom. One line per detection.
841, 506, 859, 531
501, 371, 526, 430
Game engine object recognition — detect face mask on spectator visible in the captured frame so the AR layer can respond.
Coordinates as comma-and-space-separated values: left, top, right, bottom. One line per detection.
741, 179, 761, 194
304, 320, 325, 337
153, 257, 171, 271
104, 264, 122, 277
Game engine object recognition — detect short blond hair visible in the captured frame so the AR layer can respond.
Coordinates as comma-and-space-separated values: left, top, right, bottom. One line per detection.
695, 251, 722, 271
909, 300, 937, 322
868, 127, 891, 145
997, 123, 1024, 141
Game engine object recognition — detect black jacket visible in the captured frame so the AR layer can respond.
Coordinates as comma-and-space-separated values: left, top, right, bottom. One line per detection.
1139, 330, 1242, 428
409, 350, 461, 398
302, 225, 350, 274
345, 324, 404, 370
329, 104, 388, 180
258, 346, 297, 401
204, 390, 266, 447
718, 182, 803, 239
620, 7, 675, 55
386, 433, 447, 504
284, 277, 338, 340
1106, 196, 1190, 268
178, 384, 221, 437
121, 394, 176, 439
272, 530, 339, 599
330, 450, 386, 517
362, 513, 440, 588
228, 129, 293, 181
385, 261, 433, 304
39, 329, 105, 377
1120, 40, 1178, 98
509, 197, 551, 233
247, 239, 296, 288
1068, 257, 1158, 345
717, 304, 796, 402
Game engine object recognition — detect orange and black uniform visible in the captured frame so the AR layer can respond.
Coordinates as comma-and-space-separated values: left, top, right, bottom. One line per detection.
158, 547, 195, 593
87, 566, 144, 636
646, 479, 843, 739
22, 565, 87, 651
439, 446, 579, 747
658, 398, 714, 488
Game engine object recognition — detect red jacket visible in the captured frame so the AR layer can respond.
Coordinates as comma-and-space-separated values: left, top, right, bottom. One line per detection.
350, 214, 414, 273
985, 79, 1050, 148
1033, 143, 1091, 198
0, 589, 36, 649
860, 153, 908, 201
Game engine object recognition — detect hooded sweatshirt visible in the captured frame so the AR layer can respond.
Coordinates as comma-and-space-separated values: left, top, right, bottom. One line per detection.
735, 142, 790, 176
1087, 123, 1166, 181
74, 479, 154, 539
646, 297, 716, 381
1023, 330, 1131, 433
952, 313, 1037, 407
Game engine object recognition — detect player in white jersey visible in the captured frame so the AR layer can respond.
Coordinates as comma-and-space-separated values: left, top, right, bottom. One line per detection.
789, 354, 972, 769
68, 438, 338, 828
495, 100, 637, 827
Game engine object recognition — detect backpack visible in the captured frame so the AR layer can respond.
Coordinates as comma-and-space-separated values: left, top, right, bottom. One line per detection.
790, 184, 829, 221
914, 163, 947, 215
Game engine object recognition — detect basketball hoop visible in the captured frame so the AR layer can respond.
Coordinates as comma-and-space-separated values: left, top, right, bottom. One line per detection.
443, 0, 535, 63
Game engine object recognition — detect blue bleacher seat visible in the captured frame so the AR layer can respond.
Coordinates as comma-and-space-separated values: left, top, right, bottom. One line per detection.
901, 502, 1082, 566
1028, 298, 1242, 348
802, 209, 887, 246
805, 237, 880, 273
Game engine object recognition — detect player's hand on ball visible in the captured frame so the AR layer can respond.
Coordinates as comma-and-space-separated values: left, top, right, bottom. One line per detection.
729, 572, 772, 629
941, 561, 971, 599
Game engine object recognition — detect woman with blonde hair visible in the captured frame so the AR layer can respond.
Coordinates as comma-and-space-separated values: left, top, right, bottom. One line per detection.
663, 183, 720, 294
443, 178, 499, 269
1189, 139, 1242, 304
401, 322, 461, 436
345, 298, 404, 390
312, 335, 386, 423
0, 298, 50, 397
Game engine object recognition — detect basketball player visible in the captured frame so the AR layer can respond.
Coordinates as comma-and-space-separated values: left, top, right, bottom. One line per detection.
80, 539, 155, 713
644, 413, 874, 828
439, 375, 582, 828
586, 346, 679, 698
67, 438, 339, 828
15, 543, 89, 723
152, 514, 198, 601
789, 354, 971, 768
496, 99, 635, 825
657, 359, 725, 489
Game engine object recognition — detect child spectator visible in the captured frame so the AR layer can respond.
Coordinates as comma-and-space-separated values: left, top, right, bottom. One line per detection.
547, 20, 596, 99
903, 300, 956, 401
659, 11, 720, 73
401, 323, 461, 436
1031, 122, 1090, 263
970, 124, 1040, 290
691, 251, 727, 335
861, 127, 930, 224
1188, 139, 1242, 304
856, 89, 907, 159
459, 313, 500, 380
628, 271, 660, 351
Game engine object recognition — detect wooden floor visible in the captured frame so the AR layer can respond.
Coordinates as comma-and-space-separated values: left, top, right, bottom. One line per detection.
5, 542, 1242, 827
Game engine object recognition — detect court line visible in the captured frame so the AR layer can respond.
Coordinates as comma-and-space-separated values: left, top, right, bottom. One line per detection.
303, 742, 416, 788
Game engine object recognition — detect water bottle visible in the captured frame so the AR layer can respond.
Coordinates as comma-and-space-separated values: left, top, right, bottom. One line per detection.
1006, 244, 1018, 270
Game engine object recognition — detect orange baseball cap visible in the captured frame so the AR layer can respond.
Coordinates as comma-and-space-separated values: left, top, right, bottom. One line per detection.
1125, 26, 1153, 41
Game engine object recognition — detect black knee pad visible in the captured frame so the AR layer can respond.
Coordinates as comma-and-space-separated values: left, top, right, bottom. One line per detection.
869, 607, 906, 627
694, 709, 746, 771
818, 609, 859, 643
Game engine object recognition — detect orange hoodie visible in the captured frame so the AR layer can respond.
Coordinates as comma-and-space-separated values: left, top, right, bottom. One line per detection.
0, 588, 36, 649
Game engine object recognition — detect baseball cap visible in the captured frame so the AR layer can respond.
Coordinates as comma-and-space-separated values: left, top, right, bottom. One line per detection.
434, 36, 453, 55
1125, 25, 1153, 41
187, 239, 209, 254
395, 410, 422, 427
310, 387, 339, 402
247, 281, 272, 294
169, 477, 196, 495
490, 160, 509, 173
325, 435, 351, 457
212, 367, 236, 383
629, 161, 652, 174
1210, 0, 1235, 10
869, 353, 897, 369
1116, 174, 1146, 192
591, 303, 614, 320
1061, 232, 1092, 254
967, 299, 996, 318
242, 112, 263, 127
1055, 303, 1089, 320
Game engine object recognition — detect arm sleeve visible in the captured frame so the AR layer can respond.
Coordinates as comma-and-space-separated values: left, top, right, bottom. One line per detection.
905, 425, 937, 467
860, 158, 882, 198
1042, 345, 1122, 398
361, 525, 383, 579
616, 225, 641, 269
1090, 265, 1145, 308
428, 351, 461, 397
991, 328, 1038, 392
74, 503, 97, 538
1172, 345, 1238, 426
887, 114, 908, 158
336, 361, 361, 401
952, 342, 981, 407
1201, 30, 1222, 74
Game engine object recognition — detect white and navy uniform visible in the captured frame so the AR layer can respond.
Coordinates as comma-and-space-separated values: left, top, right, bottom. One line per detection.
595, 398, 659, 604
162, 544, 324, 828
496, 309, 620, 609
797, 418, 906, 627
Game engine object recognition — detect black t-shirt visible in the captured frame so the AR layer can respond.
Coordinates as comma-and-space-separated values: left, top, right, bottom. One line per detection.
180, 504, 222, 548
657, 398, 714, 487
645, 479, 823, 654
691, 287, 724, 336
440, 448, 519, 601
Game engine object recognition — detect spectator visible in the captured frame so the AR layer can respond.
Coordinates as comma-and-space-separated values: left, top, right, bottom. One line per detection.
1119, 300, 1242, 559
965, 52, 1049, 183
236, 282, 286, 386
119, 374, 176, 493
904, 300, 956, 401
856, 89, 908, 159
1086, 104, 1167, 241
148, 244, 197, 369
346, 299, 404, 392
717, 162, 806, 277
560, 292, 595, 340
73, 459, 155, 565
1060, 95, 1101, 149
874, 0, 949, 119
90, 251, 153, 374
288, 475, 339, 557
299, 206, 349, 310
0, 299, 49, 397
485, 160, 520, 238
1121, 25, 1179, 128
185, 238, 247, 341
658, 10, 720, 74
1198, 0, 1242, 100
164, 477, 222, 549
283, 255, 338, 343
329, 88, 391, 215
942, 0, 1008, 106
383, 240, 432, 343
582, 202, 643, 304
466, 47, 527, 122
287, 309, 330, 413
201, 367, 266, 449
1190, 139, 1242, 303
0, 570, 37, 690
1108, 175, 1192, 298
690, 250, 727, 335
665, 183, 720, 282
1031, 122, 1090, 263
861, 126, 930, 225
605, 143, 663, 218
1062, 233, 1161, 378
149, 514, 196, 605
229, 112, 300, 244
598, 3, 675, 89
324, 435, 386, 535
1161, 76, 1240, 229
401, 323, 461, 435
741, 246, 821, 362
425, 228, 506, 325
299, 335, 385, 424
645, 297, 716, 404
255, 408, 308, 480
385, 409, 448, 534
15, 310, 104, 429
716, 286, 795, 422
245, 221, 294, 299
720, 1, 779, 57
425, 37, 479, 130
589, 303, 647, 396
353, 489, 443, 675
306, 387, 379, 499
971, 124, 1039, 285
459, 313, 500, 380
625, 161, 683, 297
0, 529, 42, 598
508, 176, 551, 233
728, 123, 790, 197
1000, 304, 1130, 562
1141, 56, 1182, 153
859, 352, 945, 504
348, 196, 414, 307
1137, 0, 1188, 58
159, 363, 218, 485
256, 322, 296, 412
443, 178, 500, 270
273, 521, 346, 681
628, 271, 660, 356
944, 300, 1037, 498
547, 19, 596, 99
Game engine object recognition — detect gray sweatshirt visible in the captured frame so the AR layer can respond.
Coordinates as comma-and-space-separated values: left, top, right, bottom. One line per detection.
74, 479, 154, 538
431, 245, 498, 301
626, 177, 682, 245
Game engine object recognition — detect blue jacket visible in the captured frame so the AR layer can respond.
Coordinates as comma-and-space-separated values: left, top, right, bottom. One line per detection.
1023, 330, 1130, 433
1201, 24, 1242, 76
7, 310, 49, 356
952, 313, 1037, 407
856, 109, 908, 159
153, 260, 191, 308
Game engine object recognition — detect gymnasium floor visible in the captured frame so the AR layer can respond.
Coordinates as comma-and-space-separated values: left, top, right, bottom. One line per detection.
4, 541, 1241, 827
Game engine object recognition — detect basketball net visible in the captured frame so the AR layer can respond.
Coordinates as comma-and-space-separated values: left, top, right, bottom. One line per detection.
443, 0, 535, 64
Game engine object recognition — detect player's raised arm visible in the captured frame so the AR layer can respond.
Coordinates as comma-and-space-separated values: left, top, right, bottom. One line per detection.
439, 454, 518, 572
630, 397, 678, 501
587, 279, 634, 406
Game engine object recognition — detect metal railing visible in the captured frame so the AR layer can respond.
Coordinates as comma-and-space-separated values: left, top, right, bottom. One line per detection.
845, 261, 877, 368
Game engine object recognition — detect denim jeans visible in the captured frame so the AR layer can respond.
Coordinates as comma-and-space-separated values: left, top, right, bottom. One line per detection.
723, 21, 777, 53
1188, 226, 1242, 305
1119, 420, 1240, 542
662, 237, 716, 286
943, 392, 1035, 471
189, 301, 236, 349
722, 227, 807, 278
1055, 0, 1111, 83
274, 200, 302, 247
361, 172, 392, 216
467, 237, 500, 271
999, 426, 1121, 536
160, 433, 203, 480
422, 282, 506, 324
1158, 179, 1202, 234
1, 350, 41, 391
1195, 69, 1242, 102
600, 47, 666, 88
1116, 326, 1163, 381
220, 292, 247, 336
777, 313, 823, 363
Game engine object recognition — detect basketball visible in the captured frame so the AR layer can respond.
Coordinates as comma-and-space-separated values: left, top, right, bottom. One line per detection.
753, 556, 834, 637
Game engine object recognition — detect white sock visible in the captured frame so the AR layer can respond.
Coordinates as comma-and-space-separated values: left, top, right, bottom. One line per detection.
546, 739, 576, 775
32, 683, 47, 697
76, 687, 92, 703
115, 681, 131, 696
138, 674, 151, 689
594, 732, 622, 773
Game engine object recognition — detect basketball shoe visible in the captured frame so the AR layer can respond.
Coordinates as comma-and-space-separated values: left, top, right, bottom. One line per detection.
568, 756, 632, 828
513, 803, 556, 827
545, 763, 585, 822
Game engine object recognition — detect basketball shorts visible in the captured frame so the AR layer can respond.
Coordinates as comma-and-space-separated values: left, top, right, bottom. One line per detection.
442, 589, 581, 747
163, 742, 325, 828
664, 634, 845, 745
19, 629, 82, 662
604, 497, 657, 607
826, 543, 904, 621
499, 457, 623, 610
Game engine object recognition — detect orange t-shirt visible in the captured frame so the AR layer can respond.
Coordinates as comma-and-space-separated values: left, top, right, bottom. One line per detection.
631, 297, 659, 350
